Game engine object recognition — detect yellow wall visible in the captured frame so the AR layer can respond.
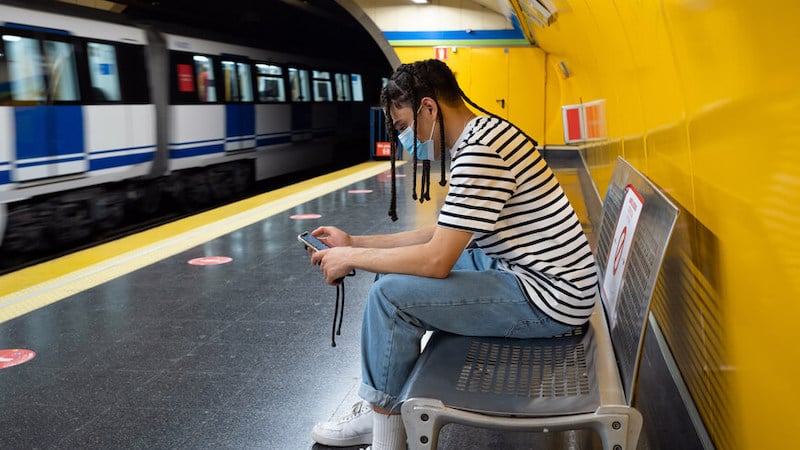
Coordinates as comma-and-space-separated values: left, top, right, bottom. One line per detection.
392, 4, 800, 443
532, 1, 800, 448
393, 46, 546, 142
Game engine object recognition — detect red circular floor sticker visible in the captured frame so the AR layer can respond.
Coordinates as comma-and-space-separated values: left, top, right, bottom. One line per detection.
378, 172, 406, 181
188, 256, 233, 266
347, 189, 373, 194
0, 349, 36, 369
290, 213, 322, 220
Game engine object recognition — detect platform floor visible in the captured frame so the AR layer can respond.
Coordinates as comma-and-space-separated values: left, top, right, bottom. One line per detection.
0, 157, 600, 449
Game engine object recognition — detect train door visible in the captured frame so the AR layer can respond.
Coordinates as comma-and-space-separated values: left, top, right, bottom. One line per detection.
311, 70, 336, 141
220, 58, 255, 151
254, 63, 291, 148
288, 66, 312, 142
0, 30, 86, 182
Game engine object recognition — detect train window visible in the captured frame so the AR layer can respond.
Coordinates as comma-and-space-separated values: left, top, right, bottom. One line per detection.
221, 60, 253, 102
3, 35, 46, 101
256, 63, 286, 102
0, 42, 8, 103
334, 73, 351, 101
43, 40, 79, 101
288, 67, 310, 102
115, 44, 150, 103
237, 62, 253, 101
312, 70, 333, 102
194, 55, 216, 102
87, 42, 121, 101
351, 73, 364, 102
2, 34, 80, 103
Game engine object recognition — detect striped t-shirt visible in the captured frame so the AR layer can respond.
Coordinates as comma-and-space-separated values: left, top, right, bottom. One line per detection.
438, 116, 598, 326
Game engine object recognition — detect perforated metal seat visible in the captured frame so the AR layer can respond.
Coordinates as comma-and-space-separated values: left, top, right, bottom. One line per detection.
402, 325, 599, 417
399, 157, 679, 450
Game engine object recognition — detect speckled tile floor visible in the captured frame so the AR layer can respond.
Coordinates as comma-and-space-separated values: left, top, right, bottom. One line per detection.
0, 155, 600, 450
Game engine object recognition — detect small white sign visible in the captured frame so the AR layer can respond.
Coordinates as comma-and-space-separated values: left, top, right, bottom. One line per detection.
602, 185, 644, 327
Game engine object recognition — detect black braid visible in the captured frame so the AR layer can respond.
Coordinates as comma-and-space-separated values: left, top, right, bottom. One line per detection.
410, 65, 421, 201
411, 110, 419, 201
421, 160, 431, 202
388, 127, 398, 221
438, 111, 447, 186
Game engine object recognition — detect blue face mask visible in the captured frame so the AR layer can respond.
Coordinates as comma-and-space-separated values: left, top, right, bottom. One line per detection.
397, 109, 436, 161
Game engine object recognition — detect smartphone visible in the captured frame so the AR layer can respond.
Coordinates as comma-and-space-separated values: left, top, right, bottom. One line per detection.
298, 231, 330, 252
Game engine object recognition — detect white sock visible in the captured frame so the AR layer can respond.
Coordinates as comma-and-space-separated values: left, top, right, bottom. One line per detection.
372, 413, 406, 450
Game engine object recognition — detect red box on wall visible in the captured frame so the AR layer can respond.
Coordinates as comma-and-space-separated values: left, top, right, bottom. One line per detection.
375, 141, 391, 157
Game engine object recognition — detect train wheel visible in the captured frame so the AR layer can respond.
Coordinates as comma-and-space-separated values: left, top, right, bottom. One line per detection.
50, 199, 94, 247
3, 204, 50, 253
135, 182, 162, 216
93, 189, 126, 230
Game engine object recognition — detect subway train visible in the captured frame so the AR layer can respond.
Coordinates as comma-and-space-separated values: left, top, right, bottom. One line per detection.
0, 2, 385, 257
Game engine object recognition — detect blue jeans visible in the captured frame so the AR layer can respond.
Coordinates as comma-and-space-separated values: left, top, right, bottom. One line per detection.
357, 247, 575, 412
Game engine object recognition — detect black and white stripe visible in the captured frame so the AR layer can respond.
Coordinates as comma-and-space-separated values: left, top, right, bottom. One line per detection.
439, 116, 598, 326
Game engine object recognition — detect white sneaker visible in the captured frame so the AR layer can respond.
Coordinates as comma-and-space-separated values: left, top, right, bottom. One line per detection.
312, 400, 374, 446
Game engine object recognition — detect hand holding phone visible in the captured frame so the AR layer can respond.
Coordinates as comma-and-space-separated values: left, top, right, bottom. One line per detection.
298, 231, 329, 252
299, 230, 355, 284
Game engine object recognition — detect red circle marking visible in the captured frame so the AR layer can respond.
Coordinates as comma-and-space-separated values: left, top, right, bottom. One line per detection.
188, 256, 233, 266
290, 213, 322, 220
378, 172, 406, 181
347, 189, 373, 194
0, 349, 36, 369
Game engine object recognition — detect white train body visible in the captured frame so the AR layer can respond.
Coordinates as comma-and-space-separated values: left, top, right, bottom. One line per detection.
0, 3, 376, 253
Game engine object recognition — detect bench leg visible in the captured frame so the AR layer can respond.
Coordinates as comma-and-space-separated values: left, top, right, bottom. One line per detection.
402, 399, 445, 450
593, 406, 643, 450
401, 400, 643, 450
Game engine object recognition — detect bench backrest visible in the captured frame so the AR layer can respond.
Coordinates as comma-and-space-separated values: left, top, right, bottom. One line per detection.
594, 157, 679, 405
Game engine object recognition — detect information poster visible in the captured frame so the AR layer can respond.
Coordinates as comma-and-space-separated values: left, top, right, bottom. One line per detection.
602, 185, 644, 326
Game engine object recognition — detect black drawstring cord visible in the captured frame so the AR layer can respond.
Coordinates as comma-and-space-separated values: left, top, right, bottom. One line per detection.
332, 282, 344, 347
331, 270, 356, 347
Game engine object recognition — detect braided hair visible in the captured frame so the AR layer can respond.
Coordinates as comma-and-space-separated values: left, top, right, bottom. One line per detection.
381, 59, 536, 221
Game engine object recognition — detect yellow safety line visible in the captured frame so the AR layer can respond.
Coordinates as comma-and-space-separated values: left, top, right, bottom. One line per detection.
0, 161, 402, 323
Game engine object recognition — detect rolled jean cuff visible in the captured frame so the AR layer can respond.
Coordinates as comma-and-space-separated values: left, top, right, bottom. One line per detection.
359, 382, 402, 413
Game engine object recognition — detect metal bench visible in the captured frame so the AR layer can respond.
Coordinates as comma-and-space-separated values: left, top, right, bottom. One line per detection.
399, 157, 679, 450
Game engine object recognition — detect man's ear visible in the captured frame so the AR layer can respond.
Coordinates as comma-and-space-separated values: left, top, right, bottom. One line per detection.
420, 97, 437, 116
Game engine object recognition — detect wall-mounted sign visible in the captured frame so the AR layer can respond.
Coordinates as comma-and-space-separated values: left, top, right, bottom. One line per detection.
561, 99, 606, 143
602, 184, 644, 327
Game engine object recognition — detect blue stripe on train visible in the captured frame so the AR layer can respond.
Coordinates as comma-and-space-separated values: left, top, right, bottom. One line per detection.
89, 152, 155, 171
0, 170, 9, 185
226, 135, 257, 144
169, 143, 226, 159
16, 155, 86, 168
257, 135, 292, 146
